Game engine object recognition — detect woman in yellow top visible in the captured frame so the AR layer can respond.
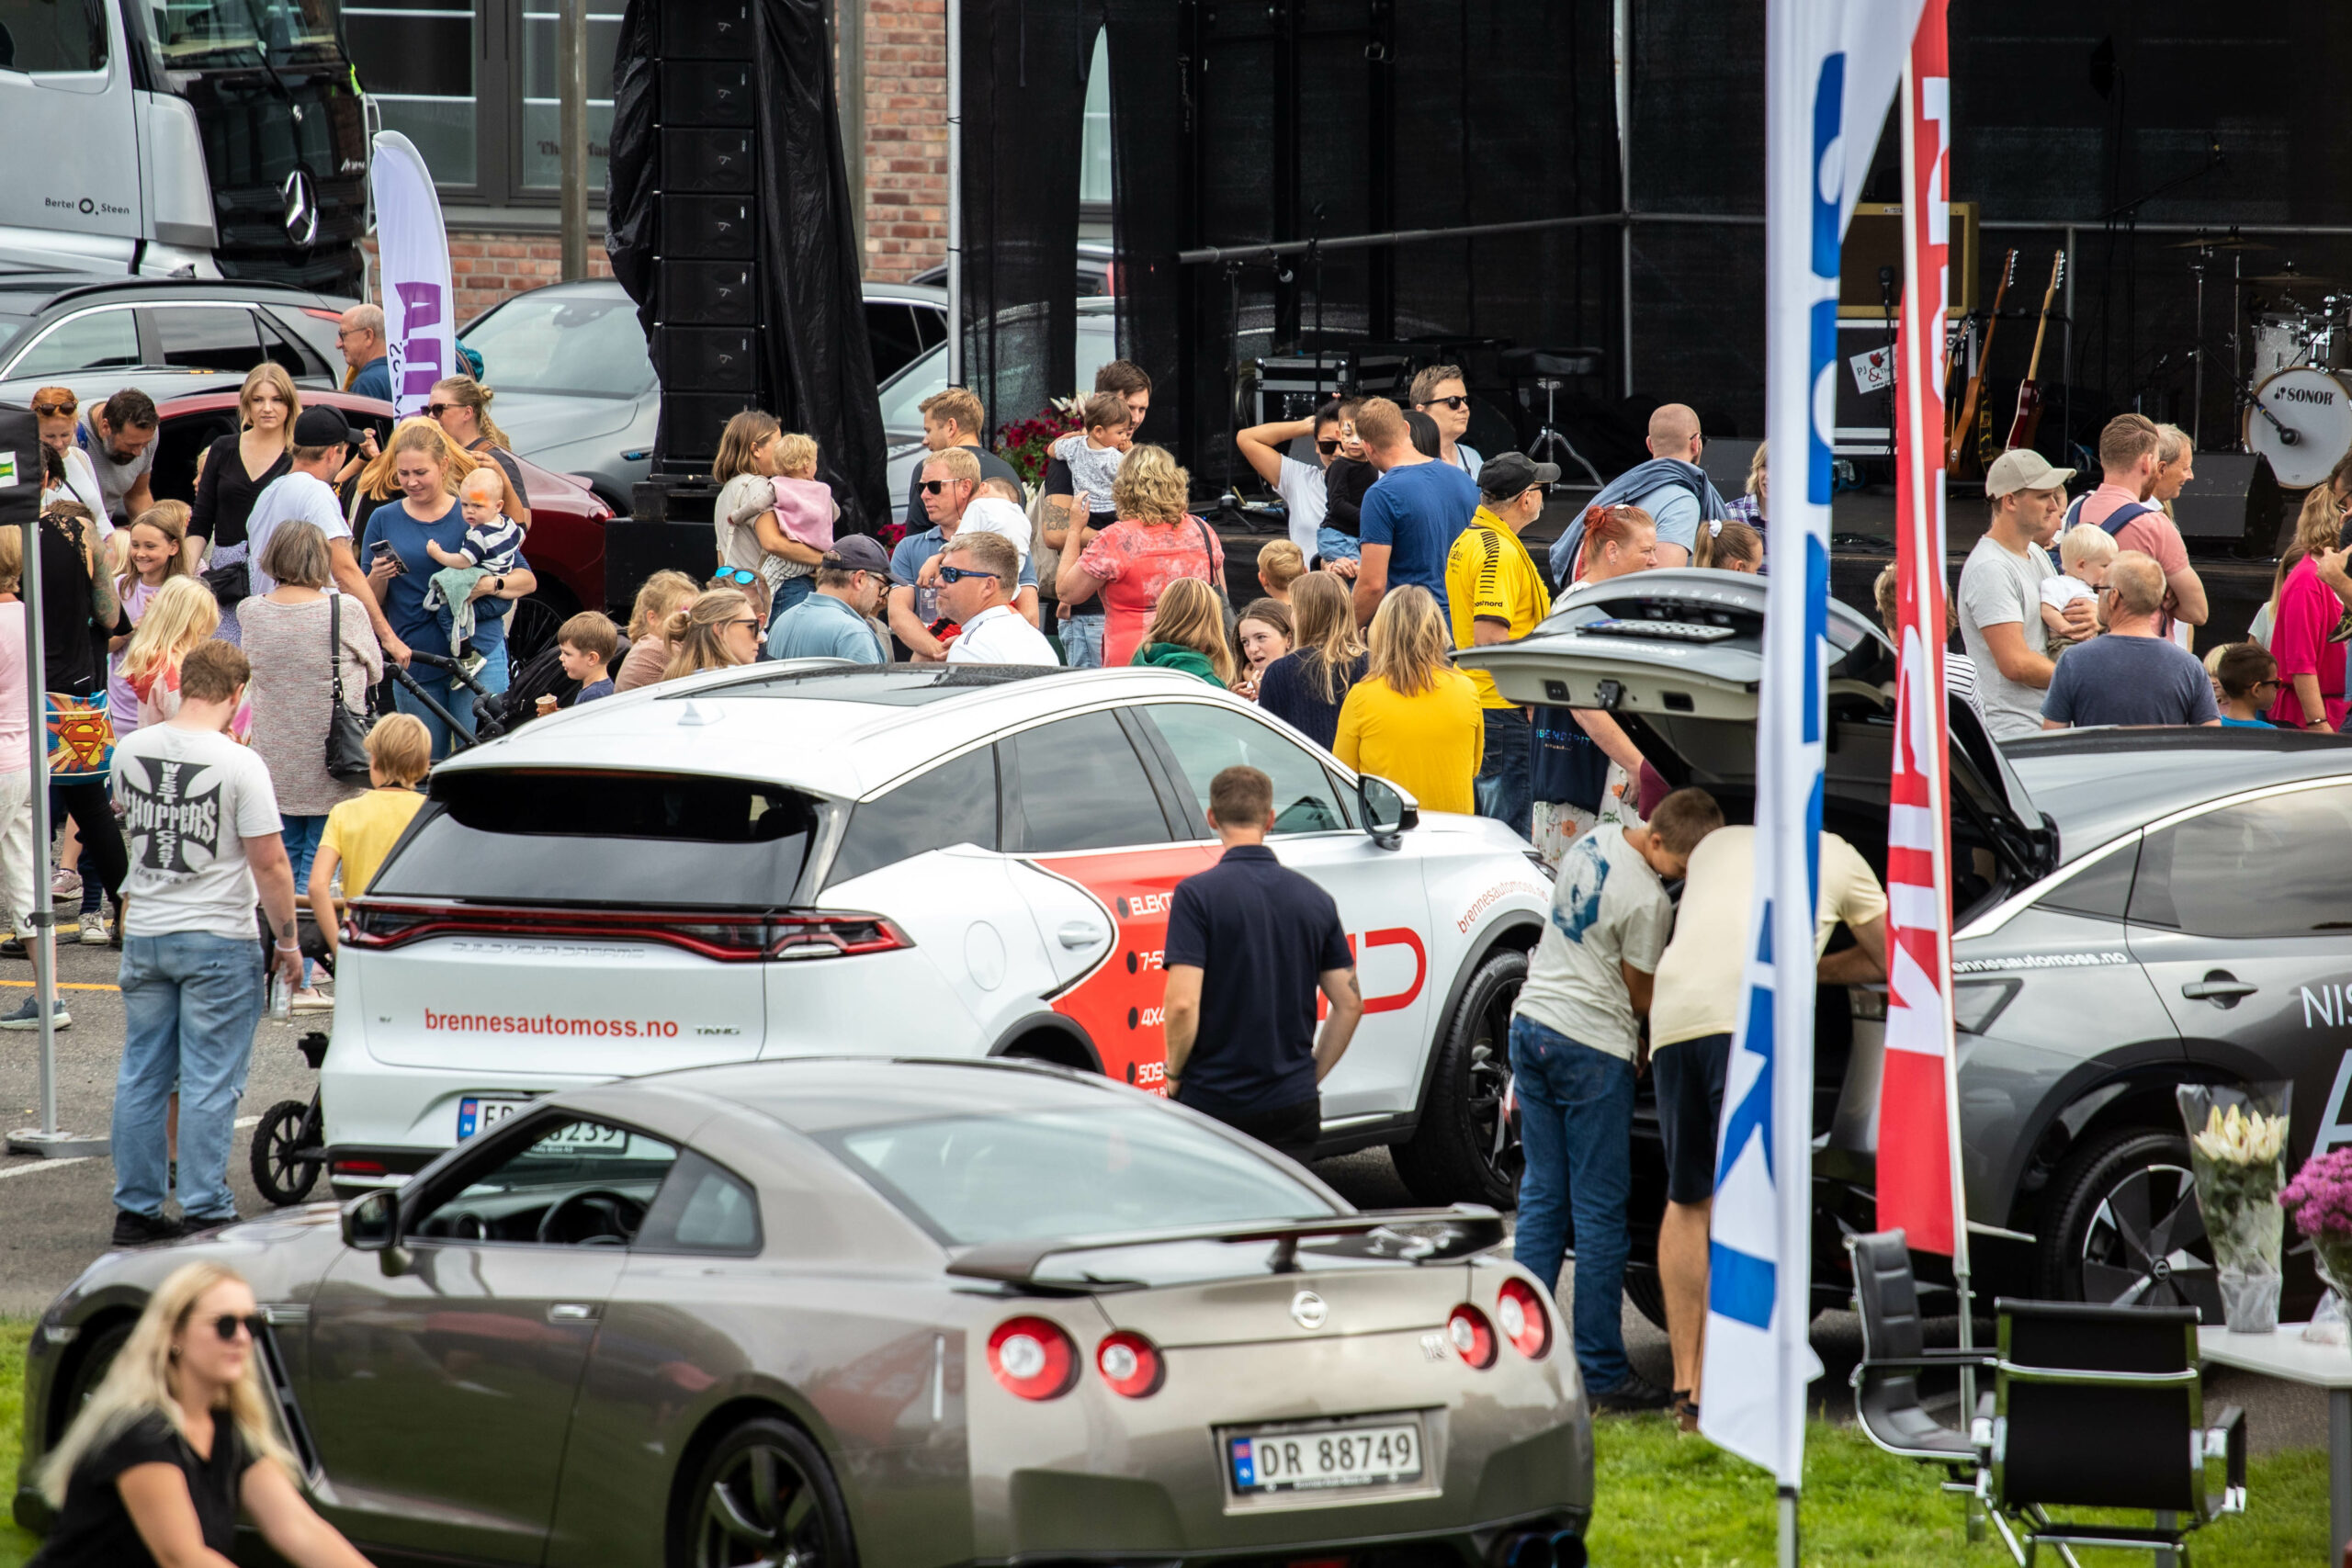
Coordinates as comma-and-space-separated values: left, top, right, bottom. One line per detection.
1333, 585, 1484, 814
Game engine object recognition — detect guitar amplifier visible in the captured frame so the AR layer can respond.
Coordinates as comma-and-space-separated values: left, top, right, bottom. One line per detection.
1253, 353, 1411, 423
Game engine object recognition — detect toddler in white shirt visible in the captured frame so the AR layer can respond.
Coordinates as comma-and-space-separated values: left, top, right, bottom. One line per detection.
2041, 523, 2118, 645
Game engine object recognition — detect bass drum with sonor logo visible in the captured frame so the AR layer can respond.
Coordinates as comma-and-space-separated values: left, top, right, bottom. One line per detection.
2244, 367, 2352, 491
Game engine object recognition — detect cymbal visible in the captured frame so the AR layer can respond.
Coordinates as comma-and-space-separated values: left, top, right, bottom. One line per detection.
2166, 234, 2273, 252
2241, 271, 2336, 287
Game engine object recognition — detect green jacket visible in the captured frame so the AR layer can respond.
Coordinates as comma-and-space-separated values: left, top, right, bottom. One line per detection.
1130, 642, 1227, 690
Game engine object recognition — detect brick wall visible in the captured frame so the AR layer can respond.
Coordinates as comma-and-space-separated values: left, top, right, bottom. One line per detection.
361, 231, 615, 326
862, 0, 950, 282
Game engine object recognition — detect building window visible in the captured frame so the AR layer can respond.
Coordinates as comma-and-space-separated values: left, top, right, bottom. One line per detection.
1080, 31, 1113, 208
345, 0, 616, 208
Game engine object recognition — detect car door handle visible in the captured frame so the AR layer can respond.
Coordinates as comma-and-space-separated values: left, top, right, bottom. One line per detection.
1057, 920, 1106, 949
547, 1303, 600, 1323
2181, 974, 2258, 1005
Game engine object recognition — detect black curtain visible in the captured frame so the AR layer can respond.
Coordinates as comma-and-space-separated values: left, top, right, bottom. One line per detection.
605, 0, 888, 532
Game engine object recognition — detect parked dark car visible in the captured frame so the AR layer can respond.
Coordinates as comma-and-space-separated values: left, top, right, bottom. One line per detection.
0, 273, 353, 388
3, 367, 614, 660
1461, 569, 2352, 1322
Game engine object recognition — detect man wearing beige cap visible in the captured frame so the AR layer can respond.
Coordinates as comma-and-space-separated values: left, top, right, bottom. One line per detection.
1958, 449, 2093, 740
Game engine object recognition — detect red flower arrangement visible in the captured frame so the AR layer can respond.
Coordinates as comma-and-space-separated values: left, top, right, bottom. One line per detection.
999, 398, 1084, 488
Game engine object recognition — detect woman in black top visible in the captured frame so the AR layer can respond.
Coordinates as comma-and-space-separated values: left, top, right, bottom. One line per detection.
27, 500, 128, 960
1256, 571, 1368, 752
30, 1261, 374, 1568
187, 364, 299, 645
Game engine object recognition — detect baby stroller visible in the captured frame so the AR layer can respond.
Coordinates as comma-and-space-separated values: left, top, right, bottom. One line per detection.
384, 649, 514, 752
251, 1028, 333, 1204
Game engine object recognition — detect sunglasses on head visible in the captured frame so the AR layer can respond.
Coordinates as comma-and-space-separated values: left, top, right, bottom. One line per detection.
1420, 395, 1469, 412
937, 563, 999, 583
712, 568, 759, 588
32, 400, 75, 418
209, 1314, 266, 1343
1315, 439, 1342, 455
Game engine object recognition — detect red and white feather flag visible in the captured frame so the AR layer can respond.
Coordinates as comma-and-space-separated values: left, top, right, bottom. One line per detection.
1877, 0, 1968, 1264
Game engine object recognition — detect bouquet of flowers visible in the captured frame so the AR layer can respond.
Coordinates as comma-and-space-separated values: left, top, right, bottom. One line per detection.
2282, 1145, 2352, 1316
999, 398, 1085, 488
2179, 1083, 2290, 1333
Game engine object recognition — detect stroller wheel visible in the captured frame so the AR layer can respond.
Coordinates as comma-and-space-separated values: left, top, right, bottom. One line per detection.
251, 1099, 323, 1205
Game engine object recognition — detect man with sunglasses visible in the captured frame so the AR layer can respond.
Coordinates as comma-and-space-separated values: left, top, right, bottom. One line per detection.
890, 447, 1040, 661
1236, 401, 1343, 565
337, 304, 391, 401
938, 532, 1057, 666
1409, 364, 1485, 481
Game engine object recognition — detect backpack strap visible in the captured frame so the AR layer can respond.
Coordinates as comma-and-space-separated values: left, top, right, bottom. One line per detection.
2093, 500, 2159, 538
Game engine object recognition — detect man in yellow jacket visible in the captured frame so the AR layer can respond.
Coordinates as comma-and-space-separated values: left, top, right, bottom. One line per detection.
1443, 452, 1556, 838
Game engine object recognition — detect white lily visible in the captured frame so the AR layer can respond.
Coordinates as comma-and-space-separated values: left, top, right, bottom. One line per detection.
2192, 1104, 2288, 1167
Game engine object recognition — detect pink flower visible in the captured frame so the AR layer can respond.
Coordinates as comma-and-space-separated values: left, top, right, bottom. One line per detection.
2280, 1149, 2352, 1240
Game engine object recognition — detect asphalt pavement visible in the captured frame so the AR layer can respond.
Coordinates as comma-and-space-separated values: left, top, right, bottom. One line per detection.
0, 933, 2327, 1452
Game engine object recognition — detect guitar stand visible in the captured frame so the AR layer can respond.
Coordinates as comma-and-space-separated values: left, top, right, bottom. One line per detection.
1525, 378, 1606, 489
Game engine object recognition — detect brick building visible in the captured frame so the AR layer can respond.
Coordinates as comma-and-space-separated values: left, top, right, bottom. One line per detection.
349, 1, 979, 320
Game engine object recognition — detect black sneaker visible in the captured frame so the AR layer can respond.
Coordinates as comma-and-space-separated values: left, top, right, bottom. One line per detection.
0, 936, 24, 959
1592, 1373, 1676, 1414
180, 1211, 239, 1236
112, 1210, 184, 1247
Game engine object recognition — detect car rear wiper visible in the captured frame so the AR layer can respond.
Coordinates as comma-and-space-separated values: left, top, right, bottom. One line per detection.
945, 1205, 1505, 1284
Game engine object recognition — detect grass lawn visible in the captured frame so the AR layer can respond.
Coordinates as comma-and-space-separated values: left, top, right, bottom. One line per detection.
0, 1314, 2328, 1566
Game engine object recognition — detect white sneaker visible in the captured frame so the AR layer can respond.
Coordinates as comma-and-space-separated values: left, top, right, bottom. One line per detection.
49, 868, 81, 900
79, 915, 110, 946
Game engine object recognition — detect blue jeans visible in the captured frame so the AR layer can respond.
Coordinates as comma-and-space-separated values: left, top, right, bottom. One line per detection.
1316, 527, 1362, 564
115, 932, 266, 1221
280, 814, 327, 887
1061, 613, 1103, 669
1476, 705, 1534, 840
1510, 1014, 1638, 1394
771, 575, 814, 616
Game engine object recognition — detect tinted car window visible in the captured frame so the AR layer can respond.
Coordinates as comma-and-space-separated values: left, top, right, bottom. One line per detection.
413, 1117, 678, 1245
9, 310, 139, 379
634, 1150, 762, 1255
1001, 712, 1172, 852
865, 301, 925, 381
1144, 701, 1351, 837
369, 771, 820, 907
153, 307, 266, 374
0, 0, 107, 70
2128, 785, 2352, 939
829, 747, 998, 887
2036, 838, 2138, 922
827, 1103, 1334, 1246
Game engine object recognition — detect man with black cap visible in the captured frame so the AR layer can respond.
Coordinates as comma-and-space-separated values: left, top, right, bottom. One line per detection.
765, 535, 895, 664
1445, 451, 1557, 838
244, 405, 407, 665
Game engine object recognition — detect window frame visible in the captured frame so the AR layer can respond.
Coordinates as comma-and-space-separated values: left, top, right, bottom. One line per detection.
1, 303, 142, 381
823, 741, 1002, 890
400, 1106, 682, 1250
994, 706, 1191, 855
630, 1147, 764, 1257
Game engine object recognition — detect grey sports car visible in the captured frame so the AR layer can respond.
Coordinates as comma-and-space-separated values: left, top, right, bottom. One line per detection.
16, 1058, 1593, 1568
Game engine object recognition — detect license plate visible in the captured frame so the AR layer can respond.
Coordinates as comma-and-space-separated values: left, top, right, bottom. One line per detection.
1227, 1419, 1423, 1495
456, 1096, 529, 1140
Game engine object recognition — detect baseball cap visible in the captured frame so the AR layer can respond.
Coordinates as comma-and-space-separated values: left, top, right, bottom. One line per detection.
293, 405, 353, 447
1478, 451, 1562, 499
1984, 447, 2076, 499
823, 535, 894, 580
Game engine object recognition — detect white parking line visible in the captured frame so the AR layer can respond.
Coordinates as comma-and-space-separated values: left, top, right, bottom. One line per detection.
0, 1157, 92, 1180
235, 1115, 261, 1128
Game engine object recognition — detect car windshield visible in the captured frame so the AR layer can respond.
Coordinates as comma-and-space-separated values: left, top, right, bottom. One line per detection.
141, 0, 343, 65
463, 291, 655, 399
826, 1104, 1336, 1246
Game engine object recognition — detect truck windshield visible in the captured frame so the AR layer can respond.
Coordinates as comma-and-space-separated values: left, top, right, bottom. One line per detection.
143, 0, 342, 66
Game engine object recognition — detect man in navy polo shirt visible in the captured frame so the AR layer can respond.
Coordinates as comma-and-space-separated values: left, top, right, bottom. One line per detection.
1161, 766, 1364, 1158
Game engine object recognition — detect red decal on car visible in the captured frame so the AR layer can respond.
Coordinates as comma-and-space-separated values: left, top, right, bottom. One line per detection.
1028, 847, 1216, 1093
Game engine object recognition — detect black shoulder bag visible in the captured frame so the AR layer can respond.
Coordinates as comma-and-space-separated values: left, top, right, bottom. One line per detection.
324, 594, 375, 783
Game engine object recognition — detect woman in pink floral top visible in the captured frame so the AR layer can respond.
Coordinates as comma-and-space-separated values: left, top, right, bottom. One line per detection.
1055, 446, 1227, 669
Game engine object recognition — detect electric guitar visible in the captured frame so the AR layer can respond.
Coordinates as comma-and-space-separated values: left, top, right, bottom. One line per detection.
2005, 251, 2067, 452
1948, 249, 2018, 475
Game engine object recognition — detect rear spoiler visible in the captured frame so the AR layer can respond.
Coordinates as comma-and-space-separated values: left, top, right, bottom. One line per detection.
945, 1205, 1505, 1284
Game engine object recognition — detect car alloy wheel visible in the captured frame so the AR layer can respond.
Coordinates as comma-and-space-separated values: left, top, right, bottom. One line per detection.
686, 1417, 853, 1568
1394, 949, 1526, 1208
2039, 1128, 2222, 1318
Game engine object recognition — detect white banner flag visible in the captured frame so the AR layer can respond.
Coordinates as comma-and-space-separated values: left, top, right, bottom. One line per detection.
369, 130, 457, 420
1700, 0, 1922, 1493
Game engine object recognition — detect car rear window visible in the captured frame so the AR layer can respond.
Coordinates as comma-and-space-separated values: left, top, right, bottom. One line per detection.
823, 1104, 1335, 1247
368, 770, 820, 908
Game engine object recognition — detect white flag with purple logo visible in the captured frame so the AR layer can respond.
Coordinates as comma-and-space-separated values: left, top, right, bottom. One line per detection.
369, 130, 457, 420
1699, 0, 1922, 1490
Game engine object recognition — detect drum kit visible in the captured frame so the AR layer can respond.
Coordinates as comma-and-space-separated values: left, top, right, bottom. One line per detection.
2179, 232, 2352, 491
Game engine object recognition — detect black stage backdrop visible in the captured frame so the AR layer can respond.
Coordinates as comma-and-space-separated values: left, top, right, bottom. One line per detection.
607, 0, 888, 531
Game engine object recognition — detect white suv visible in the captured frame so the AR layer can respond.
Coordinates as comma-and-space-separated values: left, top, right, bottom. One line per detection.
322, 664, 1551, 1204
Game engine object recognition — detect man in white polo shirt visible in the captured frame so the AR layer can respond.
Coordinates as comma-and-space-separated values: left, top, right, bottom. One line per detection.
938, 531, 1057, 666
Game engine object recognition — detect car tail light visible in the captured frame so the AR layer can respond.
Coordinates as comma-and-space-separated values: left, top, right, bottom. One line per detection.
345, 900, 910, 963
1497, 1278, 1552, 1359
989, 1316, 1078, 1400
330, 1159, 384, 1176
1094, 1331, 1164, 1397
1448, 1304, 1497, 1369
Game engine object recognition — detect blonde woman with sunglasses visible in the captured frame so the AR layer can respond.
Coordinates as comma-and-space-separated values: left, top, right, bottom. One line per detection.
33, 1261, 375, 1568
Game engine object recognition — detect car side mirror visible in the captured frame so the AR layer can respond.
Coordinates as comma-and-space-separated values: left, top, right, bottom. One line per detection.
341, 1190, 410, 1276
1358, 775, 1418, 848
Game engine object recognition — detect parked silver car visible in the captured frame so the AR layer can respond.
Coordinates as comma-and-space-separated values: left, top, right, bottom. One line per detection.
16, 1058, 1592, 1568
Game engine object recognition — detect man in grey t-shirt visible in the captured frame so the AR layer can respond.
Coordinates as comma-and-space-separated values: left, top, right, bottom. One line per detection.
1958, 450, 2088, 739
